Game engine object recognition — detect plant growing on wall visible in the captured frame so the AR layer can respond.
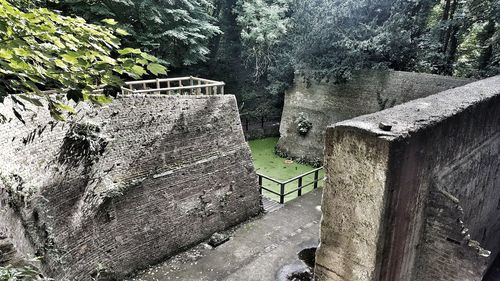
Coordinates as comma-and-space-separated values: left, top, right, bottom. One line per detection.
296, 113, 312, 136
0, 0, 167, 121
0, 260, 51, 280
376, 92, 397, 110
58, 122, 108, 167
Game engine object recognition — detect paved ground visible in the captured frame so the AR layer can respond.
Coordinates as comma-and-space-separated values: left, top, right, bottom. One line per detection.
127, 189, 323, 281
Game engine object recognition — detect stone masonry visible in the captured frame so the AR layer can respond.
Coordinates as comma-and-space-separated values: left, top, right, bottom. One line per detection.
0, 94, 261, 280
277, 70, 472, 164
315, 76, 500, 281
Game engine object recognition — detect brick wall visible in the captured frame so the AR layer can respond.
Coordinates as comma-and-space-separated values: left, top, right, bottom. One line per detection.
0, 94, 261, 280
277, 70, 472, 164
316, 76, 500, 281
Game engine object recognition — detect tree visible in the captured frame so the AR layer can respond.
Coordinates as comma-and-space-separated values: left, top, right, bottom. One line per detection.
289, 0, 443, 82
0, 0, 166, 121
53, 0, 222, 68
235, 0, 292, 79
453, 0, 500, 77
237, 0, 498, 86
417, 0, 465, 74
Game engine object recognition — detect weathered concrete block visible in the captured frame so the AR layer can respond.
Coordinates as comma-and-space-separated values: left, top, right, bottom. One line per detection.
315, 129, 391, 281
277, 70, 472, 164
0, 94, 261, 280
315, 76, 500, 281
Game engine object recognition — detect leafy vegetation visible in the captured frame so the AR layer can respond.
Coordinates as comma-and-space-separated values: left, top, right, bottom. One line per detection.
0, 263, 51, 281
0, 0, 166, 120
235, 0, 291, 79
0, 0, 498, 120
52, 0, 221, 68
235, 0, 499, 86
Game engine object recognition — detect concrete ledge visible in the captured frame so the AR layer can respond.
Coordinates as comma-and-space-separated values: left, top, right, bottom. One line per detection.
316, 76, 500, 281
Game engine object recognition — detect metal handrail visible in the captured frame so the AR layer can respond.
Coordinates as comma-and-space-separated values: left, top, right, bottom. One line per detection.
257, 166, 324, 204
282, 167, 323, 184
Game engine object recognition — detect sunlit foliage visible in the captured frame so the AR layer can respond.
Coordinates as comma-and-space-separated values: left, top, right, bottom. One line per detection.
235, 0, 292, 79
236, 0, 499, 83
0, 0, 166, 121
54, 0, 222, 68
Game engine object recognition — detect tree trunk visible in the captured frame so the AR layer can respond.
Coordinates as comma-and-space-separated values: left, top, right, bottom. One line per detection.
441, 0, 452, 21
477, 20, 496, 70
442, 0, 458, 53
445, 27, 460, 75
440, 0, 459, 74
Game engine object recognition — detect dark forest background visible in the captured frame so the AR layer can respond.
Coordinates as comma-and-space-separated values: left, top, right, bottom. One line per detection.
13, 0, 500, 117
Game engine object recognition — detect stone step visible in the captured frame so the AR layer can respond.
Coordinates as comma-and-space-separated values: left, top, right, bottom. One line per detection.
262, 197, 283, 213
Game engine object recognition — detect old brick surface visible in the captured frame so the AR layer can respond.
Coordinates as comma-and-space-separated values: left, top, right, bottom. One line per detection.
277, 70, 472, 164
0, 94, 261, 280
316, 76, 500, 281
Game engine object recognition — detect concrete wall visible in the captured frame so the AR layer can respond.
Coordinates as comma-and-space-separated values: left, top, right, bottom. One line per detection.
315, 76, 500, 281
277, 70, 472, 164
0, 94, 261, 280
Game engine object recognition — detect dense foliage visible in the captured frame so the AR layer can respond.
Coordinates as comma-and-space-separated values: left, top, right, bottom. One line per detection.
235, 0, 499, 83
53, 0, 221, 68
235, 0, 291, 79
0, 0, 166, 121
1, 0, 499, 120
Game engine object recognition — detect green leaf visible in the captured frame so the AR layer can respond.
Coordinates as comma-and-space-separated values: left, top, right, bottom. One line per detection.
13, 48, 31, 57
147, 63, 167, 76
8, 60, 30, 70
50, 111, 66, 121
102, 18, 118, 25
136, 58, 148, 65
54, 102, 75, 114
90, 95, 113, 105
66, 89, 83, 103
0, 49, 13, 60
115, 28, 130, 36
54, 59, 67, 69
118, 48, 142, 55
18, 95, 44, 107
131, 65, 147, 76
140, 52, 158, 62
61, 54, 79, 65
98, 55, 117, 65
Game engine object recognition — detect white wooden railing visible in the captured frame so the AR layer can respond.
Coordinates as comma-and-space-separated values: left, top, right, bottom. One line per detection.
121, 76, 225, 95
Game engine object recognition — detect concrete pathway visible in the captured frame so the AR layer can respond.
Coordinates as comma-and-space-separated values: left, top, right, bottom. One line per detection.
127, 189, 323, 281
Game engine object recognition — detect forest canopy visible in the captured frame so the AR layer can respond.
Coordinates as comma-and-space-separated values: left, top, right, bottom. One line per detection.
235, 0, 499, 83
0, 0, 499, 118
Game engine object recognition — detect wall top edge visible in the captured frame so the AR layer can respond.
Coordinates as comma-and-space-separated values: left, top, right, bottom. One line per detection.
327, 75, 500, 140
